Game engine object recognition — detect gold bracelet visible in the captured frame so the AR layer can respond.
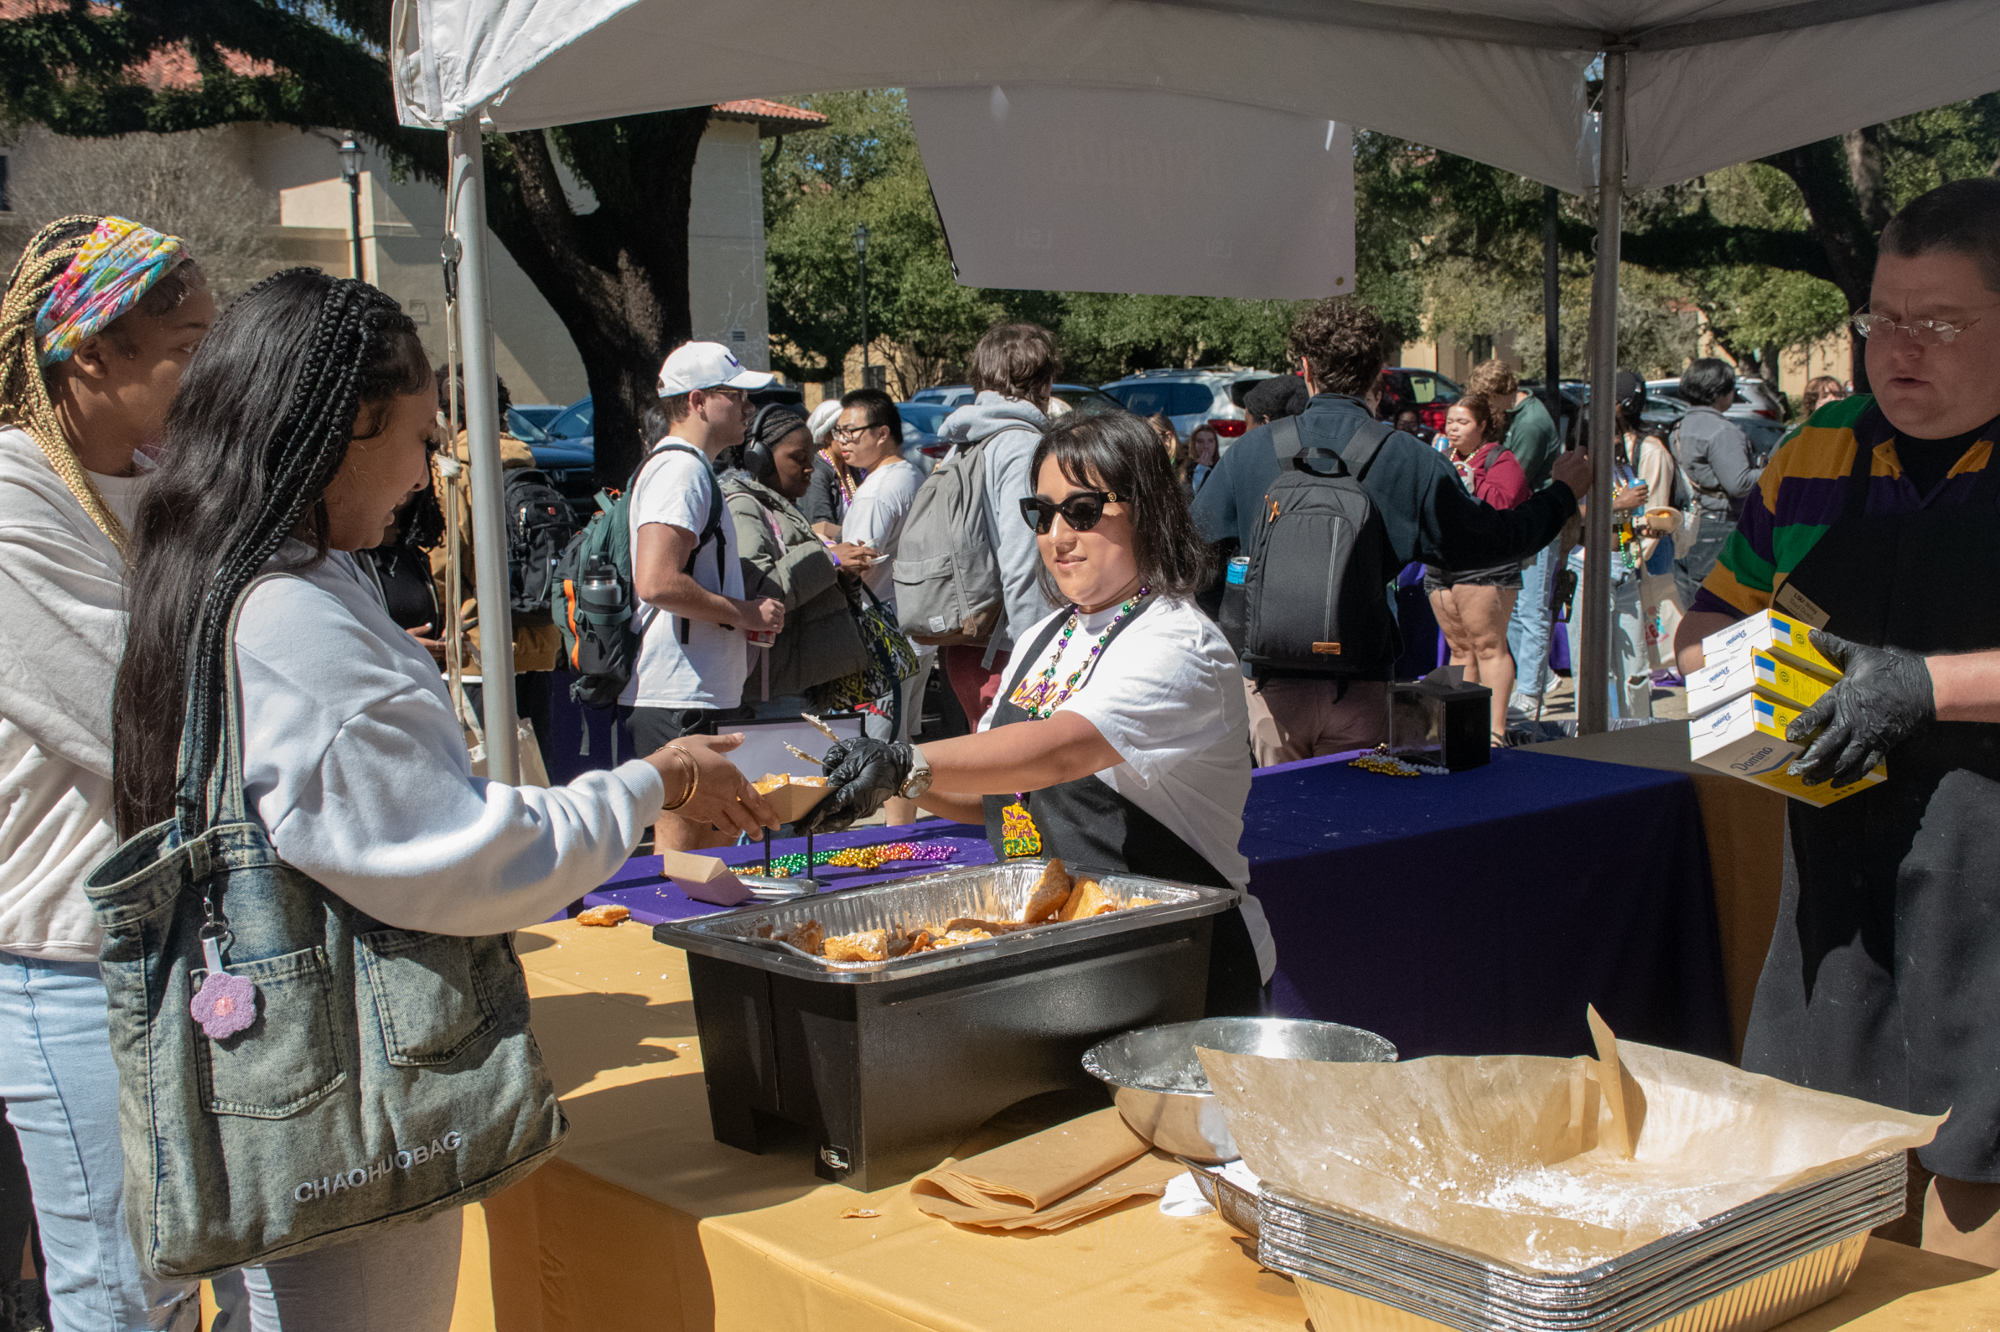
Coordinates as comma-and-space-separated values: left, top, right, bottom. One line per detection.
661, 743, 700, 812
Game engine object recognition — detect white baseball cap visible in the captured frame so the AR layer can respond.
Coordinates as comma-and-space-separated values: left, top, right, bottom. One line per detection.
657, 341, 775, 398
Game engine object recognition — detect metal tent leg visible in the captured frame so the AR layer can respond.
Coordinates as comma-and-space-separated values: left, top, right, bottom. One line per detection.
1580, 50, 1627, 737
447, 112, 520, 782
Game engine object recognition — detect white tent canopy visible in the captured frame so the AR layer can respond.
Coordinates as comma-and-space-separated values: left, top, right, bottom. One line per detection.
392, 0, 2000, 193
909, 88, 1354, 299
389, 0, 2000, 762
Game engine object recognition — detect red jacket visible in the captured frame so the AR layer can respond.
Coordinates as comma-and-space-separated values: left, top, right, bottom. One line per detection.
1453, 441, 1530, 511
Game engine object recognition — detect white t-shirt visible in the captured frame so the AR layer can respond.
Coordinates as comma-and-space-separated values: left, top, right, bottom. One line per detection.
0, 429, 147, 961
236, 548, 663, 935
841, 457, 925, 614
624, 441, 747, 710
980, 595, 1274, 981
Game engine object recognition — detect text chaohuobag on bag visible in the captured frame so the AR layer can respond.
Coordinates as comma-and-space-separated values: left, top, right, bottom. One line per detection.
83, 575, 566, 1280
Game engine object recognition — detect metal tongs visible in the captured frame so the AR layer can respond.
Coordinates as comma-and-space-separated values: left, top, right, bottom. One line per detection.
763, 713, 844, 879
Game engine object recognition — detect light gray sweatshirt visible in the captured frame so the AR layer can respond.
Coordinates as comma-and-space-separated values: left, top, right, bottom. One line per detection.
940, 391, 1051, 652
0, 429, 144, 961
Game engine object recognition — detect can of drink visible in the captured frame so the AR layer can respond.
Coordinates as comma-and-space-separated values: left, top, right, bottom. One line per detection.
1226, 556, 1251, 586
746, 628, 777, 648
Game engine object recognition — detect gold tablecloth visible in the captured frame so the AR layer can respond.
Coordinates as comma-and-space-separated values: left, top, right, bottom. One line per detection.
424, 918, 1998, 1332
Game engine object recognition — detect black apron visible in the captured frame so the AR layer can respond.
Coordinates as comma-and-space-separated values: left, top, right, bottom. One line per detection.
1740, 406, 2000, 1181
981, 596, 1265, 1017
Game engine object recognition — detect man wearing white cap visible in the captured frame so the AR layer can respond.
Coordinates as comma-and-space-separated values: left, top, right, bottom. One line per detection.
626, 341, 785, 850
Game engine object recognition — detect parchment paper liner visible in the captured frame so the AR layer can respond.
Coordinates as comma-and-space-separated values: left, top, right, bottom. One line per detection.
1198, 1013, 1941, 1276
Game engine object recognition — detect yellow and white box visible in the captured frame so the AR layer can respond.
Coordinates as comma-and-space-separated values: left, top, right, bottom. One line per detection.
1750, 651, 1834, 710
1701, 609, 1841, 680
1689, 694, 1886, 806
1686, 647, 1758, 717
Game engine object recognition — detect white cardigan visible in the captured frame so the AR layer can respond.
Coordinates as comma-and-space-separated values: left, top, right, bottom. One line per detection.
235, 547, 663, 936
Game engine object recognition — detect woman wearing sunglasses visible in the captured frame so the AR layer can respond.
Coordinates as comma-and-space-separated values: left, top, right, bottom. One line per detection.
799, 410, 1269, 1016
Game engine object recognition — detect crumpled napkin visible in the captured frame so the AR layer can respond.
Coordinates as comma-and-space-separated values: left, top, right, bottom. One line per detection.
912, 1107, 1183, 1231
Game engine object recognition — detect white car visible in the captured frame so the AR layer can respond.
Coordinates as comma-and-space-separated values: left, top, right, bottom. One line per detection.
1096, 368, 1275, 451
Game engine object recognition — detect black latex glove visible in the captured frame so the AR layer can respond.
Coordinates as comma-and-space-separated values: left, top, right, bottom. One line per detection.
796, 737, 916, 834
1784, 630, 1935, 788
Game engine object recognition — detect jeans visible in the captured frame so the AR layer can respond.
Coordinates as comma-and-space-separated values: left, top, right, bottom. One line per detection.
1506, 539, 1563, 701
0, 954, 198, 1332
208, 1210, 460, 1332
1561, 551, 1653, 721
1674, 512, 1732, 609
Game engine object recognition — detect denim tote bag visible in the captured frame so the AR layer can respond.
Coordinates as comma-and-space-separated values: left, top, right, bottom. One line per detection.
85, 576, 566, 1280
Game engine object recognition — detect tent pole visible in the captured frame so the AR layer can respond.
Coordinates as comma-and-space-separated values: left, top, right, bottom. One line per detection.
447, 112, 520, 782
1580, 51, 1626, 737
1543, 185, 1561, 429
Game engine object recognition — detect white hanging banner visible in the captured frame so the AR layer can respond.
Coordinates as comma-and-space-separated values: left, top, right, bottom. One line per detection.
908, 85, 1353, 301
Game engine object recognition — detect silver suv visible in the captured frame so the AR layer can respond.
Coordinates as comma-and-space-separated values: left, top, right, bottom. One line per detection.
1097, 368, 1274, 449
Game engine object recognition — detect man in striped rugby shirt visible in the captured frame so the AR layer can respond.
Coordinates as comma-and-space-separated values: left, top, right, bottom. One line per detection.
1676, 179, 2000, 1267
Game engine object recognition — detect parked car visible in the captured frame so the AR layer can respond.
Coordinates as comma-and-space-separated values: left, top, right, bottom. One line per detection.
1096, 368, 1272, 448
895, 401, 953, 474
1376, 367, 1464, 435
1647, 377, 1788, 461
508, 403, 565, 436
909, 383, 1124, 415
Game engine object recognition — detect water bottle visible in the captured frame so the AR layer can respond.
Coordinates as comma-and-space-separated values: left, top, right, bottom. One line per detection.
1218, 555, 1251, 656
574, 558, 630, 677
1612, 460, 1641, 572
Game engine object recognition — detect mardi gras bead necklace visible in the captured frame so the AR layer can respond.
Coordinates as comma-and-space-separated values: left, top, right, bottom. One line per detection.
762, 840, 960, 878
1348, 750, 1449, 778
1008, 587, 1148, 721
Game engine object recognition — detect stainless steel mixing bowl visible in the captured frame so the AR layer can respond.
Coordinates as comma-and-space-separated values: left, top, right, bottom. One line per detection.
1083, 1017, 1396, 1162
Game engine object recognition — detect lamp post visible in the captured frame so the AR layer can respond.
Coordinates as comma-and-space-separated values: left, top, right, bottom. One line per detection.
852, 224, 870, 388
338, 135, 365, 282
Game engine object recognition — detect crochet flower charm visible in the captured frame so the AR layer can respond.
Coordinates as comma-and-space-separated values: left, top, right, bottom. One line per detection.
191, 970, 258, 1040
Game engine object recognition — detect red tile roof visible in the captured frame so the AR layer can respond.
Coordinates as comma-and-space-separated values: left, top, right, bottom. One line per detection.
711, 99, 829, 136
0, 5, 822, 136
0, 0, 273, 89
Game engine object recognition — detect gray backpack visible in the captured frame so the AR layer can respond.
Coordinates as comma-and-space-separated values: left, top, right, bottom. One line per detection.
891, 440, 1005, 646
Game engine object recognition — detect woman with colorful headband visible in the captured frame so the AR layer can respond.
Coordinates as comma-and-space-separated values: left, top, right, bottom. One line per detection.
0, 216, 213, 1331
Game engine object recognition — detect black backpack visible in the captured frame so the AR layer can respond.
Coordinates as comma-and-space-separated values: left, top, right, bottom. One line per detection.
503, 467, 576, 619
1238, 415, 1396, 678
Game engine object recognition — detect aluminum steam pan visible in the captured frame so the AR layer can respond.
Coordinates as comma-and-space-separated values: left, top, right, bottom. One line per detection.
655, 858, 1238, 983
1292, 1228, 1871, 1332
1256, 1149, 1901, 1294
1260, 1185, 1900, 1331
1255, 1153, 1902, 1327
1258, 1160, 1900, 1310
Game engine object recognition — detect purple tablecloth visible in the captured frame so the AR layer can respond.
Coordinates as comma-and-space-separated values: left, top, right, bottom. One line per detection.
580, 825, 996, 924
583, 747, 1729, 1062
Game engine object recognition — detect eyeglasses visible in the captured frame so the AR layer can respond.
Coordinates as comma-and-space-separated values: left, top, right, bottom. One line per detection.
1849, 307, 1998, 345
830, 421, 882, 442
1019, 490, 1124, 534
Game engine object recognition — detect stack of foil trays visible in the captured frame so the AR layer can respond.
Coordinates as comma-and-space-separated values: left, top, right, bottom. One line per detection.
1257, 1148, 1906, 1332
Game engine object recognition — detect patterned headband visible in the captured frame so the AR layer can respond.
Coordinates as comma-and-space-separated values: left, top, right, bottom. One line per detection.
36, 217, 187, 366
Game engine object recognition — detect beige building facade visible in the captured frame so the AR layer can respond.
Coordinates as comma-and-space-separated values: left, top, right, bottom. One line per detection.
1, 99, 820, 409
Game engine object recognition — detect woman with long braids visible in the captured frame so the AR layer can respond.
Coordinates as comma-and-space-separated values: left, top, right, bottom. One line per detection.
110, 270, 776, 1324
0, 215, 213, 1332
